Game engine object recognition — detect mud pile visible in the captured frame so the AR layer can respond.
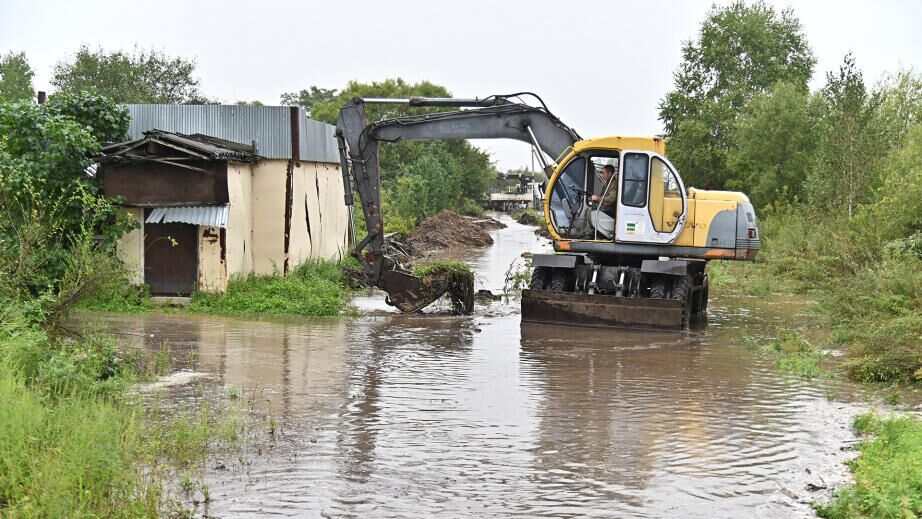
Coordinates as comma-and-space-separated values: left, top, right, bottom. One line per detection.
405, 210, 504, 254
515, 210, 542, 225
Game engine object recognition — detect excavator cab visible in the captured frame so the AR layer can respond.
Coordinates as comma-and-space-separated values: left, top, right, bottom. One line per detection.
546, 139, 688, 246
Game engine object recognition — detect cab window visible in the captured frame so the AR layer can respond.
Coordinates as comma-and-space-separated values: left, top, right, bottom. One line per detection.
548, 157, 586, 237
649, 157, 682, 232
621, 153, 648, 207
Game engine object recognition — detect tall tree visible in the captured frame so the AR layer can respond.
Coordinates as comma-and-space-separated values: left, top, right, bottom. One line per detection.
0, 52, 34, 102
280, 86, 337, 115
727, 81, 821, 209
0, 92, 131, 294
659, 1, 815, 190
311, 78, 495, 204
809, 53, 884, 216
51, 46, 209, 104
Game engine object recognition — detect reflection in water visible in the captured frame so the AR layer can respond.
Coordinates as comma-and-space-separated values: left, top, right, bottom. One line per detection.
85, 214, 866, 518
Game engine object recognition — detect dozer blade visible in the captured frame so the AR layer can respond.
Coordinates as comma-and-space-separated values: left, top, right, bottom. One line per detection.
521, 289, 686, 330
380, 269, 474, 315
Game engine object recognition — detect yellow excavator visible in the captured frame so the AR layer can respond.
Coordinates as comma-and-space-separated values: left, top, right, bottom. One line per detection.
336, 93, 759, 329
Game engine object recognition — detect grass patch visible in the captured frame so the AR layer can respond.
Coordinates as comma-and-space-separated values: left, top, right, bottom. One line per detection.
412, 260, 473, 280
770, 330, 824, 378
732, 207, 922, 386
0, 307, 258, 516
186, 260, 353, 317
815, 413, 922, 518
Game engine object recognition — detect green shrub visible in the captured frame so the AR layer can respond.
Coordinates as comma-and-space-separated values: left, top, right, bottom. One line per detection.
770, 330, 824, 378
187, 260, 351, 317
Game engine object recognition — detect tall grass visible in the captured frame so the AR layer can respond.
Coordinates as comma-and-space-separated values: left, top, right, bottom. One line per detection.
0, 308, 253, 515
754, 206, 922, 384
816, 413, 922, 518
187, 260, 352, 317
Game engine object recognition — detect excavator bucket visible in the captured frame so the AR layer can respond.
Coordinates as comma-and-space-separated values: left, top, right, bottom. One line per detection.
380, 269, 474, 315
520, 289, 687, 330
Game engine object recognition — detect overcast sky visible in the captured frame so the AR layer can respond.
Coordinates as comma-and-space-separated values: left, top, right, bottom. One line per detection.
2, 0, 921, 170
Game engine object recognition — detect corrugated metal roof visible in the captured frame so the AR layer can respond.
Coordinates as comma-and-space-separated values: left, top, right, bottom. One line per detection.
125, 105, 339, 163
100, 129, 259, 163
146, 205, 229, 228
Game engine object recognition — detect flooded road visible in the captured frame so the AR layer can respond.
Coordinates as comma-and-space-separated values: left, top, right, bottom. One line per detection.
88, 214, 867, 518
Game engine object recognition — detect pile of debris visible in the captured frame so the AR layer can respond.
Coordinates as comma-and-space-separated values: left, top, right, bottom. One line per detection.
514, 209, 552, 239
405, 210, 505, 255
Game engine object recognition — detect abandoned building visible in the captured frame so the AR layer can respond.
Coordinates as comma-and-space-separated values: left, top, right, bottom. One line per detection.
97, 105, 348, 296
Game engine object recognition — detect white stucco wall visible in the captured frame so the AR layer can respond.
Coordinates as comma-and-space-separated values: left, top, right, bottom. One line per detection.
288, 161, 350, 266
226, 162, 255, 277
198, 226, 226, 292
117, 208, 145, 285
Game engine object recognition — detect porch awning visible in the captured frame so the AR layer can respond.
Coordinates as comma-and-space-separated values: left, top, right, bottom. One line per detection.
145, 205, 229, 229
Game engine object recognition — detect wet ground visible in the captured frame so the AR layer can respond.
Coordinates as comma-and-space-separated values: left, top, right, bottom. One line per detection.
85, 213, 872, 518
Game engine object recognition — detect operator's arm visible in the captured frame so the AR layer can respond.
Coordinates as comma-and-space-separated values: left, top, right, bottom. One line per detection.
600, 183, 618, 214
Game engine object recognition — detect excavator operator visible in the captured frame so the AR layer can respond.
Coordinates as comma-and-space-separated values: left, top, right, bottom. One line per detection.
591, 164, 617, 217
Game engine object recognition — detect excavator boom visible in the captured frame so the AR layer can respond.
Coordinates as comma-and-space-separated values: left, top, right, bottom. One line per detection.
336, 94, 579, 313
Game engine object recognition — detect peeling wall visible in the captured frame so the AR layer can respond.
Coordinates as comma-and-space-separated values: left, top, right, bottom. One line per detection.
226, 162, 255, 277
198, 226, 226, 292
288, 162, 349, 266
117, 208, 145, 285
250, 160, 288, 275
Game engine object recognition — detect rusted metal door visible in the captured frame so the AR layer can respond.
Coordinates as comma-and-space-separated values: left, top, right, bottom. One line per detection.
144, 218, 198, 295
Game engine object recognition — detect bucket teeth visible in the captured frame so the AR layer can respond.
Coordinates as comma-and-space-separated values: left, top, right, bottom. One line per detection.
521, 289, 686, 329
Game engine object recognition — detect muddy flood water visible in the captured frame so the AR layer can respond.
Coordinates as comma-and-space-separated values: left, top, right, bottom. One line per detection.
85, 213, 872, 518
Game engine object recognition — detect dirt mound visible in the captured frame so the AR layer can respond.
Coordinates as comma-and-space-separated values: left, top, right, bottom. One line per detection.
513, 210, 552, 239
406, 210, 503, 254
515, 210, 542, 226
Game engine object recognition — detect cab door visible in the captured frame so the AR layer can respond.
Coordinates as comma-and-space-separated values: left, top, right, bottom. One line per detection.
615, 151, 687, 244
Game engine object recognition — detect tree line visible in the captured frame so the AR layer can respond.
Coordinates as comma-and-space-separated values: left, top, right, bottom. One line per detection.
0, 49, 497, 235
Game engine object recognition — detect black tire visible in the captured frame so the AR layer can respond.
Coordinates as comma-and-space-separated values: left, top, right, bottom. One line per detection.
700, 274, 709, 313
671, 275, 690, 328
548, 270, 569, 292
670, 274, 688, 302
529, 266, 549, 291
649, 277, 666, 299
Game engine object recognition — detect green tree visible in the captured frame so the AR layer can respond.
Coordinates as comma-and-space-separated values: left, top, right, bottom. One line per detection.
727, 81, 821, 208
394, 143, 463, 223
0, 93, 131, 296
51, 46, 209, 104
874, 123, 922, 243
659, 1, 815, 190
809, 54, 884, 215
280, 86, 337, 115
311, 78, 496, 212
876, 70, 922, 148
0, 52, 34, 102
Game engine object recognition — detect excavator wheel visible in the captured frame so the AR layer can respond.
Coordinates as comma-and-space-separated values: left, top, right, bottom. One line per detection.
670, 275, 690, 327
548, 270, 570, 292
692, 274, 709, 315
649, 277, 666, 299
530, 266, 550, 291
670, 275, 688, 301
